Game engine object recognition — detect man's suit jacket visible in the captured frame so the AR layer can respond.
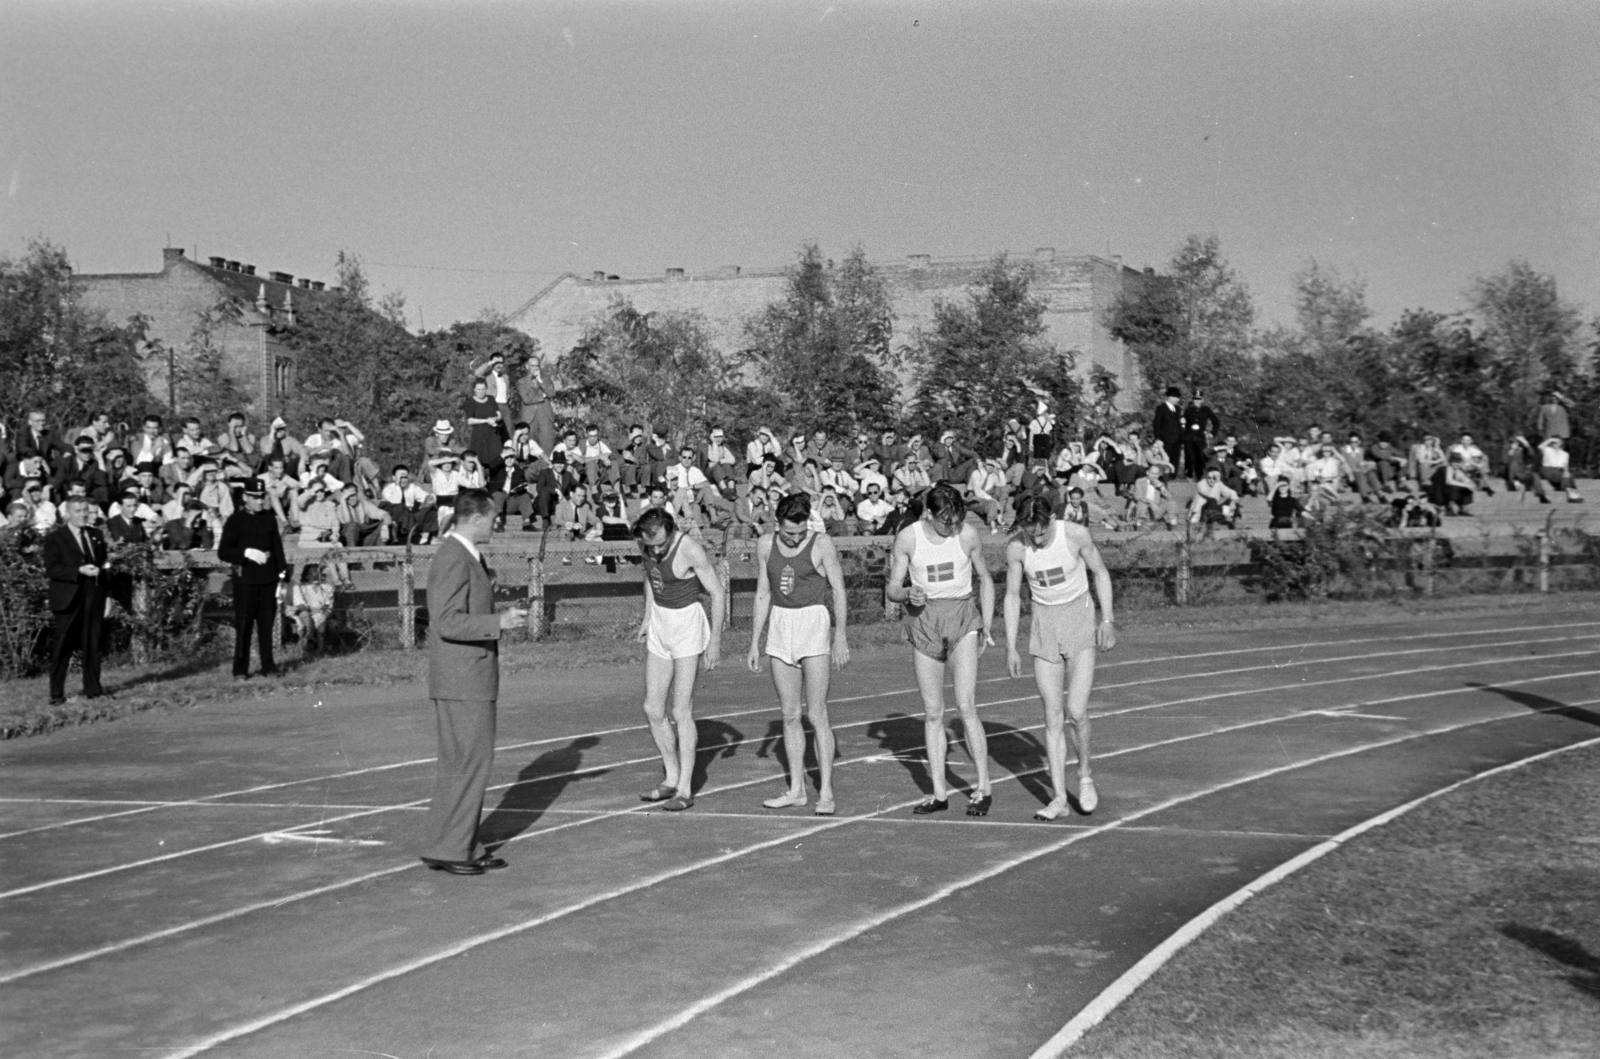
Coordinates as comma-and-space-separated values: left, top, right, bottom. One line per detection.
426, 535, 502, 702
1153, 402, 1183, 444
51, 457, 112, 508
104, 514, 148, 545
17, 428, 70, 468
42, 524, 106, 613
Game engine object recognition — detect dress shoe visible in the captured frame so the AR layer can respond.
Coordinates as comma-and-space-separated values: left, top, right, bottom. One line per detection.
48, 697, 67, 707
471, 854, 509, 870
420, 857, 485, 876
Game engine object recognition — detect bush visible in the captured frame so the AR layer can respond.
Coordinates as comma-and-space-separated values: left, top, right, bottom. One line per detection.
0, 530, 51, 678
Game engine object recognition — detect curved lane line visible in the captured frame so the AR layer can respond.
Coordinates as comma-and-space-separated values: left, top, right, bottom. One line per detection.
588, 700, 1600, 1059
4, 621, 1590, 842
1030, 729, 1600, 1057
151, 686, 1599, 1059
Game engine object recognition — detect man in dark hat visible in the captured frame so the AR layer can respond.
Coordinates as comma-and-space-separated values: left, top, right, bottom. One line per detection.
218, 478, 287, 679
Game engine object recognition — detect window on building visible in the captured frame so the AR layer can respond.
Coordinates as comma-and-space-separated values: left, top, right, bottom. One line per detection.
275, 359, 295, 397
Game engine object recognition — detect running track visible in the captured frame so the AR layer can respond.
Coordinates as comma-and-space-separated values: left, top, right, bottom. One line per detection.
3, 602, 1599, 1058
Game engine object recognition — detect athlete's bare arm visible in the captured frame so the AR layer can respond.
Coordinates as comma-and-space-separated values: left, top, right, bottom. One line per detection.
885, 524, 919, 605
814, 533, 851, 670
964, 523, 996, 650
678, 535, 725, 668
1065, 522, 1116, 651
1002, 538, 1028, 678
638, 577, 654, 643
747, 533, 774, 672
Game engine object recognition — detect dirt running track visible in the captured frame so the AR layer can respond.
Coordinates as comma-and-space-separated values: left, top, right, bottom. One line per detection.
3, 603, 1599, 1059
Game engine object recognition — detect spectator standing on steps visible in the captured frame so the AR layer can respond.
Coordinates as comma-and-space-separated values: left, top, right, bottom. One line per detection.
1181, 392, 1220, 480
1536, 389, 1572, 443
1153, 387, 1184, 478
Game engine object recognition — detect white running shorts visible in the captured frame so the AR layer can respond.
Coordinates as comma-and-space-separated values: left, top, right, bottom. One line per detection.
766, 604, 831, 666
646, 601, 711, 661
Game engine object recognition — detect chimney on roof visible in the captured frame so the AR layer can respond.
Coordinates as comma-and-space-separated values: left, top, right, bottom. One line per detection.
606, 274, 619, 281
665, 267, 686, 281
243, 264, 256, 276
270, 271, 293, 285
163, 247, 185, 266
1144, 266, 1155, 277
225, 260, 241, 272
908, 254, 931, 270
592, 271, 606, 282
311, 281, 325, 291
1035, 247, 1056, 263
208, 256, 226, 269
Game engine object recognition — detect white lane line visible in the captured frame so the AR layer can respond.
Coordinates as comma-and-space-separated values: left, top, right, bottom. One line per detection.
4, 620, 1589, 843
3, 646, 1595, 903
152, 686, 1599, 1059
588, 701, 1600, 1059
5, 664, 1595, 988
1032, 727, 1600, 1057
260, 833, 387, 848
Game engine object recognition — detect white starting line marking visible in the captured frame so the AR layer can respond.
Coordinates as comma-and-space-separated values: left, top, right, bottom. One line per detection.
260, 832, 386, 848
1309, 709, 1408, 721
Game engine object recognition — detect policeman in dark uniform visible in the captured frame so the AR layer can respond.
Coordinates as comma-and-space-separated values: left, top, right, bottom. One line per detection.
218, 477, 287, 678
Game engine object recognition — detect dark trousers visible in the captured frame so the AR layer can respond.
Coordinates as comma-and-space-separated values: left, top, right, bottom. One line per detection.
418, 698, 496, 863
1161, 439, 1183, 475
233, 579, 278, 676
1183, 438, 1209, 478
49, 590, 104, 700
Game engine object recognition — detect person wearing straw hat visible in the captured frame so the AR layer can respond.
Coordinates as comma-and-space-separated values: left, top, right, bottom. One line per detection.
423, 419, 456, 463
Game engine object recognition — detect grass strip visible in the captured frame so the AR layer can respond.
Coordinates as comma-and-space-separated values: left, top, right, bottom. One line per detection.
1070, 742, 1600, 1059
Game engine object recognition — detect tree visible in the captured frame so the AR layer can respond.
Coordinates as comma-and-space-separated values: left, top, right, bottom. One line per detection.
907, 255, 1081, 453
1108, 234, 1258, 416
0, 239, 152, 432
283, 251, 435, 468
557, 299, 740, 446
1467, 260, 1583, 435
743, 243, 899, 435
170, 299, 252, 426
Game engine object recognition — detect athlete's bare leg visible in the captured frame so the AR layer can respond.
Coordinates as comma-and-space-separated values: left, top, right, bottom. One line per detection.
912, 648, 951, 802
764, 658, 808, 808
948, 632, 991, 798
1031, 656, 1069, 818
642, 651, 680, 790
667, 654, 701, 803
802, 653, 835, 810
1034, 647, 1097, 819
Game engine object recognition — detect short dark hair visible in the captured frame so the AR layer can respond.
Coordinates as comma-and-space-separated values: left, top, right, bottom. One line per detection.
585, 423, 600, 433
143, 414, 163, 427
1015, 494, 1053, 528
632, 507, 676, 540
391, 463, 410, 474
925, 482, 964, 522
514, 421, 529, 432
629, 423, 643, 432
183, 417, 201, 428
775, 493, 811, 525
227, 411, 244, 422
453, 489, 496, 523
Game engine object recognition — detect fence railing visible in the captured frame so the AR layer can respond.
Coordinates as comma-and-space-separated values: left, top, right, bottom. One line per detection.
141, 520, 1598, 656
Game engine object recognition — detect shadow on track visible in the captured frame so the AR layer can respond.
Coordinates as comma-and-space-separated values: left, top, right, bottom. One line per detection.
1465, 682, 1600, 728
865, 712, 971, 797
755, 718, 830, 792
690, 719, 744, 795
1501, 924, 1600, 1001
981, 721, 1056, 808
480, 736, 605, 844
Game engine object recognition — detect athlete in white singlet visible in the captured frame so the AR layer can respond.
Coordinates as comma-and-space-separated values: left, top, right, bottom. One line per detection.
1003, 495, 1115, 819
746, 493, 851, 815
885, 483, 997, 816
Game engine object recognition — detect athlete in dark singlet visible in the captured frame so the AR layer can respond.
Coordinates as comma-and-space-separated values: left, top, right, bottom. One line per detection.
746, 493, 850, 815
633, 508, 725, 812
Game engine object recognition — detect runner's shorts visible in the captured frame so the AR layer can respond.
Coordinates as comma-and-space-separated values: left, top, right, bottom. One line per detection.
906, 596, 982, 662
767, 604, 831, 666
1028, 591, 1097, 662
647, 601, 711, 661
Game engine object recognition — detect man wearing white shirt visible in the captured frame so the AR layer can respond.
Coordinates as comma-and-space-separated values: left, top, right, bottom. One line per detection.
854, 483, 893, 532
746, 427, 781, 474
382, 465, 437, 543
820, 456, 858, 498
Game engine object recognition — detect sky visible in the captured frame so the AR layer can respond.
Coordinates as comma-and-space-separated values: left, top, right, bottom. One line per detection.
2, 0, 1597, 335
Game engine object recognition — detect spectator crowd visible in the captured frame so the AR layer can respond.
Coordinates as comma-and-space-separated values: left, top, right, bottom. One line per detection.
2, 356, 1585, 575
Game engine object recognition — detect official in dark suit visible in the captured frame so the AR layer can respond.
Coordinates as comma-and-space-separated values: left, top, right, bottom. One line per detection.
419, 489, 527, 875
1181, 394, 1222, 480
217, 478, 287, 679
43, 497, 108, 704
1152, 386, 1185, 478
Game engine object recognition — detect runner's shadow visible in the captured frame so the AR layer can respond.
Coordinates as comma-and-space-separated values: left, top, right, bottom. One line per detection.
866, 712, 966, 796
1501, 924, 1600, 1002
982, 721, 1056, 807
1464, 682, 1600, 728
479, 736, 606, 845
690, 719, 744, 794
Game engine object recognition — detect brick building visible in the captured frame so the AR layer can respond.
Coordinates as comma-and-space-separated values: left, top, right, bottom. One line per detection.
74, 247, 331, 416
505, 248, 1158, 409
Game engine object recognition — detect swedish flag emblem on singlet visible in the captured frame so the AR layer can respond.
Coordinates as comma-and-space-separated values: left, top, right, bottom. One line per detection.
1032, 566, 1067, 589
926, 561, 956, 583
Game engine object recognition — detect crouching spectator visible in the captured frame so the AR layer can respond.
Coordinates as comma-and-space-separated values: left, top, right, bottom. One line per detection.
381, 465, 437, 544
855, 481, 894, 534
337, 483, 392, 546
1534, 437, 1584, 504
1126, 465, 1177, 529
